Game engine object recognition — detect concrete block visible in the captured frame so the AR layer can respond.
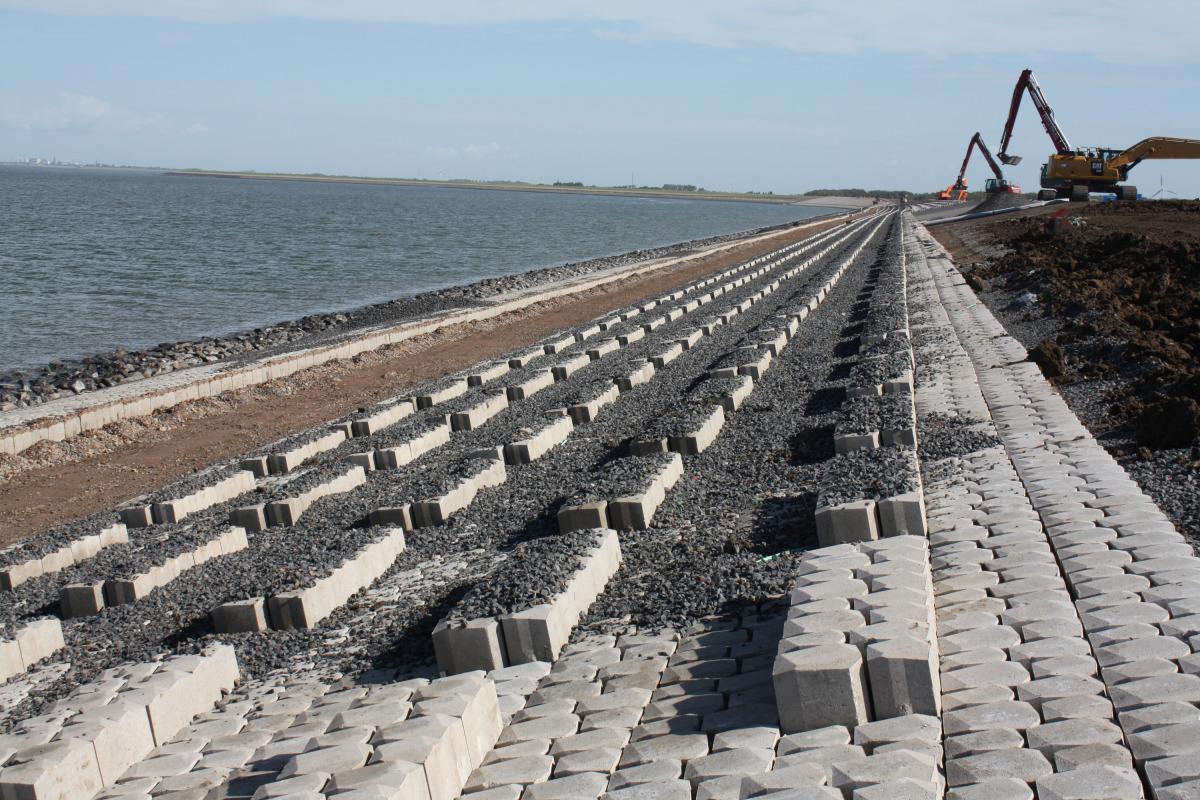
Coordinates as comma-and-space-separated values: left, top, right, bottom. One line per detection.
213, 598, 269, 633
815, 500, 879, 547
367, 506, 413, 531
866, 636, 940, 718
558, 502, 608, 534
230, 505, 268, 532
1033, 765, 1143, 800
0, 738, 105, 800
669, 406, 725, 455
773, 643, 869, 734
568, 385, 619, 425
15, 619, 64, 668
119, 505, 154, 529
0, 559, 44, 592
878, 491, 927, 538
60, 583, 106, 618
834, 431, 880, 454
433, 617, 508, 675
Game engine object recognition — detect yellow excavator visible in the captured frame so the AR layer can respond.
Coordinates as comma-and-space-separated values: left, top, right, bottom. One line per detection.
998, 68, 1200, 201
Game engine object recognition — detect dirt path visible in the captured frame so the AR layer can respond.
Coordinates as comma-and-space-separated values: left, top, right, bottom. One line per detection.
0, 221, 842, 543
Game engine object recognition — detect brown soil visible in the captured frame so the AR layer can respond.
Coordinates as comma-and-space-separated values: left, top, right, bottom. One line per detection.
0, 221, 842, 544
931, 199, 1200, 444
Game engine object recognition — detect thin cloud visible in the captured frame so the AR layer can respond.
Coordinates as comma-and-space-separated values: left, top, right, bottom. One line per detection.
3, 1, 1198, 64
0, 93, 169, 133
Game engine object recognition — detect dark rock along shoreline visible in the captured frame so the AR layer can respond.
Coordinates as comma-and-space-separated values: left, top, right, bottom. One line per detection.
0, 217, 831, 410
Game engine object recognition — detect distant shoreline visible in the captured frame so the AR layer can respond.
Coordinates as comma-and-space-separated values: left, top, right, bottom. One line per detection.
162, 169, 869, 208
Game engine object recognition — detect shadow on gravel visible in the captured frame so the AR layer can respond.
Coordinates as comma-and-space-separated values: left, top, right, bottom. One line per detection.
804, 388, 845, 417
832, 339, 861, 359
748, 493, 819, 556
825, 362, 853, 382
788, 425, 835, 464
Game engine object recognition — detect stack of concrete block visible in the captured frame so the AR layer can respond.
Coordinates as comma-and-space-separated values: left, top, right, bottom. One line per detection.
61, 526, 249, 617
434, 528, 623, 674
247, 427, 347, 476
508, 347, 546, 369
506, 369, 555, 402
469, 360, 512, 387
568, 382, 620, 425
350, 398, 416, 437
504, 415, 574, 465
413, 456, 508, 528
814, 447, 926, 546
120, 469, 256, 528
0, 618, 65, 683
451, 389, 510, 431
542, 333, 577, 355
416, 377, 469, 409
264, 527, 408, 630
235, 463, 367, 529
615, 360, 655, 392
0, 522, 128, 591
374, 417, 452, 469
551, 352, 591, 382
772, 536, 939, 737
0, 644, 238, 800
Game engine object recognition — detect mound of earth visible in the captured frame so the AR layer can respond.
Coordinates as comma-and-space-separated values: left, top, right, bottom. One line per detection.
971, 191, 1031, 214
968, 200, 1200, 446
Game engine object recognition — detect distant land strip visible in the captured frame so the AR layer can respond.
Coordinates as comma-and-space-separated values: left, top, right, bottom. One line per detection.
162, 170, 854, 206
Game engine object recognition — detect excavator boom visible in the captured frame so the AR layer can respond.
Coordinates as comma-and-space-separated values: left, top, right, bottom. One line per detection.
952, 132, 1017, 193
998, 69, 1073, 165
1107, 137, 1200, 170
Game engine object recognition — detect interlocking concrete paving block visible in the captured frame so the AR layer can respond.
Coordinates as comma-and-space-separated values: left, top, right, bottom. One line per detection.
852, 715, 940, 751
1025, 718, 1123, 760
1145, 753, 1200, 790
938, 626, 1021, 656
1031, 654, 1100, 680
853, 777, 939, 800
630, 716, 701, 742
1128, 723, 1200, 764
773, 644, 869, 734
945, 748, 1053, 788
465, 755, 555, 793
830, 749, 940, 796
775, 726, 852, 755
1054, 742, 1133, 772
484, 739, 552, 766
523, 771, 609, 799
712, 726, 779, 753
945, 776, 1034, 800
606, 759, 682, 789
549, 728, 630, 757
1110, 674, 1200, 711
1103, 658, 1179, 686
944, 729, 1026, 759
1008, 638, 1093, 669
599, 780, 693, 800
684, 747, 774, 783
942, 701, 1041, 736
1154, 781, 1200, 800
552, 747, 621, 778
1038, 694, 1114, 723
942, 663, 1030, 693
618, 735, 710, 768
1033, 765, 1143, 800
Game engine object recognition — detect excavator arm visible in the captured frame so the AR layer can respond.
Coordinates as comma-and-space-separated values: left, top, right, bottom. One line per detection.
997, 69, 1073, 165
1106, 137, 1200, 176
955, 132, 1006, 187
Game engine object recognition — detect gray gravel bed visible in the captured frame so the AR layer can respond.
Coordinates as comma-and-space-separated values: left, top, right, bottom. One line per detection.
850, 350, 913, 386
818, 446, 920, 507
449, 530, 600, 620
693, 375, 753, 405
120, 462, 249, 507
57, 522, 225, 584
637, 399, 724, 441
859, 333, 912, 361
835, 393, 914, 437
340, 410, 450, 454
244, 461, 360, 505
0, 512, 122, 568
564, 452, 680, 505
917, 414, 1002, 461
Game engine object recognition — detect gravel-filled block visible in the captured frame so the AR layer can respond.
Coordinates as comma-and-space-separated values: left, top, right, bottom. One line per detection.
819, 446, 921, 508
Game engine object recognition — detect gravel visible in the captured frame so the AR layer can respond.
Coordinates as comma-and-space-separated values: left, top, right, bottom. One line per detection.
0, 512, 122, 568
818, 446, 921, 507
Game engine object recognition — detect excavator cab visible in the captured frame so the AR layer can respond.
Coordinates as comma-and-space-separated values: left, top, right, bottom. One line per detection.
984, 178, 1022, 194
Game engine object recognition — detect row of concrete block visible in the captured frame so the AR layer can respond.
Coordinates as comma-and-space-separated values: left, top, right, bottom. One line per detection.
369, 418, 453, 470
230, 463, 367, 531
0, 215, 856, 459
60, 526, 249, 618
0, 618, 64, 685
433, 528, 623, 675
773, 536, 940, 737
558, 452, 685, 534
213, 526, 408, 633
632, 404, 727, 458
832, 392, 919, 454
253, 672, 503, 800
242, 427, 348, 476
0, 522, 128, 591
0, 643, 238, 800
364, 457, 508, 531
815, 460, 928, 549
118, 469, 257, 528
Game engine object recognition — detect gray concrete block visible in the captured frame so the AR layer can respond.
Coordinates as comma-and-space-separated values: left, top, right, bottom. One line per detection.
1, 739, 105, 800
814, 501, 879, 547
773, 644, 868, 734
213, 598, 268, 633
60, 582, 106, 618
945, 748, 1053, 788
1033, 765, 1143, 800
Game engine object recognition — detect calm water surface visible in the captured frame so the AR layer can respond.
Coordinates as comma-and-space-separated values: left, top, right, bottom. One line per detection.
0, 167, 833, 375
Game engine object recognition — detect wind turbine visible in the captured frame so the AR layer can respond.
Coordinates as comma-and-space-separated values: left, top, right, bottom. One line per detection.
1151, 175, 1177, 200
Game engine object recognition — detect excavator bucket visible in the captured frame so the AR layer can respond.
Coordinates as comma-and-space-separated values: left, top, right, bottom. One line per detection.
1000, 154, 1023, 166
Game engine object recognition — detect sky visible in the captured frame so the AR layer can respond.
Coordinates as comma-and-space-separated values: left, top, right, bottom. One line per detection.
4, 1, 1200, 197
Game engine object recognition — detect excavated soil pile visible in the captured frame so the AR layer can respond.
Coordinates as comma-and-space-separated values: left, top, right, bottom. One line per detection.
970, 200, 1200, 446
970, 191, 1030, 213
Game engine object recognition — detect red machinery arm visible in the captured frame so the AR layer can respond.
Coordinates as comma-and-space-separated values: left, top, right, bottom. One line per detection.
954, 132, 1006, 188
997, 68, 1073, 165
